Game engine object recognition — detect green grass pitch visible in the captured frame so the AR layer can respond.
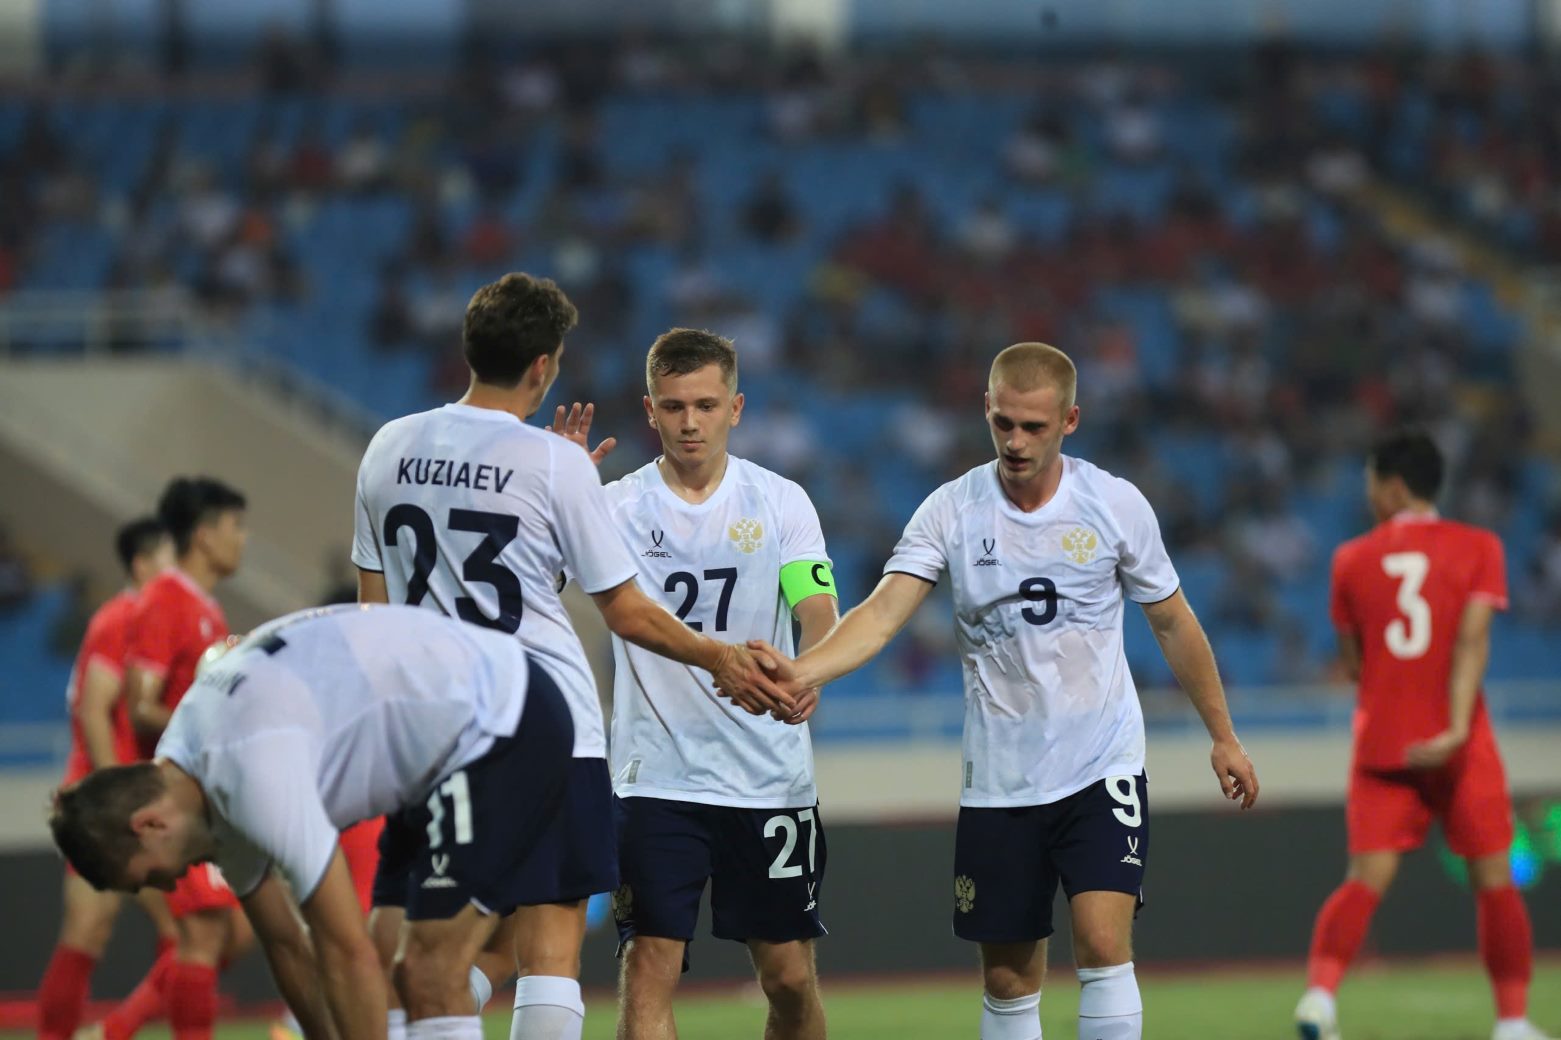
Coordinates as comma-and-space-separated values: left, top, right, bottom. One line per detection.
7, 959, 1556, 1039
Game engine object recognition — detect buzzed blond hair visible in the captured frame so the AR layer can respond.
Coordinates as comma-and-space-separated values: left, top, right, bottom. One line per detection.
989, 342, 1077, 409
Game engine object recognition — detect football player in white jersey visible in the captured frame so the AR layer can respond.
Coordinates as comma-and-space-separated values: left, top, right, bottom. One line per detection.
591, 329, 838, 1040
742, 343, 1260, 1040
352, 274, 793, 1040
50, 605, 579, 1040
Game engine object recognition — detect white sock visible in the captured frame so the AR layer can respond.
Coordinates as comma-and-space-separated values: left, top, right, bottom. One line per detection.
509, 975, 585, 1040
981, 990, 1042, 1039
407, 1015, 484, 1040
1493, 1019, 1534, 1040
469, 964, 494, 1012
1300, 986, 1336, 1015
1077, 962, 1142, 1040
389, 1007, 408, 1040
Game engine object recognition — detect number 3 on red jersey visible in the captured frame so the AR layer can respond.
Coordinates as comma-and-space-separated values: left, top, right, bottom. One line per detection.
1381, 551, 1432, 660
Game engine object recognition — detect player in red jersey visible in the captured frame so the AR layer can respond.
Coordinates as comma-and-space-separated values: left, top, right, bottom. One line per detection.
1295, 430, 1551, 1040
92, 478, 251, 1040
36, 520, 179, 1040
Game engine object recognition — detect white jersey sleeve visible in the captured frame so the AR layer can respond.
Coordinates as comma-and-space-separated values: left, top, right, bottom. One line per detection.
884, 484, 952, 583
200, 730, 340, 901
350, 452, 383, 573
778, 478, 829, 567
1109, 478, 1179, 603
549, 442, 639, 594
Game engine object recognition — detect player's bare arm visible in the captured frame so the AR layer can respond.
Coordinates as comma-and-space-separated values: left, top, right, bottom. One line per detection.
748, 571, 934, 699
547, 400, 618, 465
125, 666, 172, 737
1141, 589, 1259, 809
302, 849, 390, 1038
357, 567, 389, 605
591, 575, 795, 716
242, 869, 344, 1040
1405, 599, 1495, 770
76, 659, 125, 769
1335, 628, 1363, 682
777, 589, 841, 724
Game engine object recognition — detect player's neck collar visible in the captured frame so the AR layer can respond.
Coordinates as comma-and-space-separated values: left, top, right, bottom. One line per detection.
654, 452, 733, 510
1388, 507, 1440, 524
170, 565, 220, 606
992, 456, 1073, 521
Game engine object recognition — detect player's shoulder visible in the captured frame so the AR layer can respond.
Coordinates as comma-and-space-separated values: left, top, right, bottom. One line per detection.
1434, 517, 1503, 554
924, 461, 997, 511
364, 407, 443, 453
728, 455, 813, 509
94, 588, 138, 624
602, 458, 660, 507
137, 571, 183, 606
1064, 455, 1155, 519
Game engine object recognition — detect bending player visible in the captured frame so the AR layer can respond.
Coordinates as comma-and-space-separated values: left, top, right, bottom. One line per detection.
557, 328, 837, 1040
50, 604, 578, 1040
36, 520, 178, 1040
733, 343, 1259, 1040
352, 274, 793, 1040
1294, 429, 1552, 1040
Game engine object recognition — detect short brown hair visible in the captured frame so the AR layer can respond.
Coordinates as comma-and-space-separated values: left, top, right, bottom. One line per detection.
989, 342, 1077, 409
646, 328, 738, 394
463, 273, 579, 388
49, 764, 166, 891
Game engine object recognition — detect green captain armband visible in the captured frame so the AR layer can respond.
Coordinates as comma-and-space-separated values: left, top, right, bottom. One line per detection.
780, 560, 836, 608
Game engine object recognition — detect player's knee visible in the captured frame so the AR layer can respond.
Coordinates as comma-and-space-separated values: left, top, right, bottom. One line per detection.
982, 964, 1040, 1001
1071, 923, 1131, 969
757, 957, 816, 1015
393, 945, 465, 1019
623, 939, 682, 990
60, 909, 115, 955
1466, 854, 1513, 891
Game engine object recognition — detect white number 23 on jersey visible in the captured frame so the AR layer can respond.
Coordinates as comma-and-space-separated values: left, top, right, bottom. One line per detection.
1381, 551, 1432, 660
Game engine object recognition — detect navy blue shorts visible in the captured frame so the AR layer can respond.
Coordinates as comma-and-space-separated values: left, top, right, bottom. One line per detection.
371, 662, 609, 920
613, 797, 827, 960
952, 772, 1148, 943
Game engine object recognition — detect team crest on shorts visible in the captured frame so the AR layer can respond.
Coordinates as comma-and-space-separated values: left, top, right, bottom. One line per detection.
611, 883, 634, 924
729, 518, 764, 554
954, 874, 976, 913
1061, 526, 1100, 565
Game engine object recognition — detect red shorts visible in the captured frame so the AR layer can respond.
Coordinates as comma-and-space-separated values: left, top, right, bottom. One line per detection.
340, 817, 385, 915
1347, 729, 1515, 859
166, 862, 241, 917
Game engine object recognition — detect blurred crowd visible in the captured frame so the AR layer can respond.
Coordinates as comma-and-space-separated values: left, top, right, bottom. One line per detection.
2, 34, 1559, 686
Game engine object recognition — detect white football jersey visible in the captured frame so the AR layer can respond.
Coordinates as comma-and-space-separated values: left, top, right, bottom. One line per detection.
885, 456, 1179, 807
351, 404, 639, 758
604, 456, 830, 808
157, 604, 530, 902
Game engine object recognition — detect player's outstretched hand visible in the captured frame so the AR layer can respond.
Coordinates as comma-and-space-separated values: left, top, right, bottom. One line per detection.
1405, 728, 1467, 770
711, 643, 795, 718
1212, 738, 1259, 809
546, 402, 618, 465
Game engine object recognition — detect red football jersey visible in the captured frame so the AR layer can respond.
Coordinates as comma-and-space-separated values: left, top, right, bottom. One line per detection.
124, 569, 228, 759
62, 589, 142, 783
1330, 512, 1507, 770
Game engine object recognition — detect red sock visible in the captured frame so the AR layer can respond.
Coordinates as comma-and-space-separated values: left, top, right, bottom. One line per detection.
1306, 880, 1381, 992
163, 962, 218, 1040
1478, 886, 1533, 1020
102, 947, 174, 1040
37, 944, 97, 1040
